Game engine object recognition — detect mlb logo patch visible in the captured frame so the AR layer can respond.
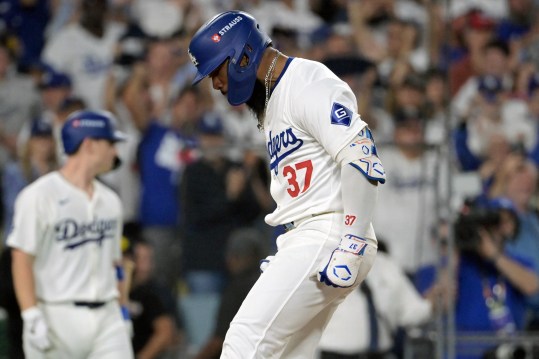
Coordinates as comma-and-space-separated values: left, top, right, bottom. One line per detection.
212, 34, 221, 43
331, 103, 352, 127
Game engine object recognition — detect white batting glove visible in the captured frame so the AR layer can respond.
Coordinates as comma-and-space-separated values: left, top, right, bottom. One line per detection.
21, 307, 51, 351
318, 234, 368, 288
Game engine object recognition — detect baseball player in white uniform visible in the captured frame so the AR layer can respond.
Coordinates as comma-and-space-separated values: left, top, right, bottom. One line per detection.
41, 0, 125, 110
8, 110, 134, 359
189, 11, 385, 358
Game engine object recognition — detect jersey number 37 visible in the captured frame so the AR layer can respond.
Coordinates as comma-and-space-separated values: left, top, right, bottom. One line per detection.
283, 160, 313, 198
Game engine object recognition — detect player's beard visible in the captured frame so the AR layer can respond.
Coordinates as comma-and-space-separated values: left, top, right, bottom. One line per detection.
245, 79, 266, 125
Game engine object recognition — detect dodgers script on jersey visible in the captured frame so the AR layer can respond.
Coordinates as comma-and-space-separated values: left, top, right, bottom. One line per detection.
7, 172, 123, 303
264, 58, 368, 226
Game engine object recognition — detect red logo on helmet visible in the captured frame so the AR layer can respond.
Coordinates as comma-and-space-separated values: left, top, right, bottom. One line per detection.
211, 34, 221, 43
73, 119, 81, 127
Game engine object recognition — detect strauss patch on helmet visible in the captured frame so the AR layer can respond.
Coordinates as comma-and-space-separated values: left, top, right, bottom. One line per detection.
218, 16, 243, 36
73, 119, 106, 128
188, 50, 199, 66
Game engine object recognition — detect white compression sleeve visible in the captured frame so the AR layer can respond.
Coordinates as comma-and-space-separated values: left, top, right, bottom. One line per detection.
340, 163, 378, 242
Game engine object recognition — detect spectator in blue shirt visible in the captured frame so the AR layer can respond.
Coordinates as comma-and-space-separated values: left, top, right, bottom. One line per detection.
416, 199, 539, 359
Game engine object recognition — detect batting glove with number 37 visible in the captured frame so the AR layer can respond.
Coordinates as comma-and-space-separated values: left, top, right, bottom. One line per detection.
318, 234, 368, 288
21, 307, 51, 351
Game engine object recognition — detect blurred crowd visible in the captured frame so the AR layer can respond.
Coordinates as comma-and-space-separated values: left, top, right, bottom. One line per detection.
1, 0, 539, 358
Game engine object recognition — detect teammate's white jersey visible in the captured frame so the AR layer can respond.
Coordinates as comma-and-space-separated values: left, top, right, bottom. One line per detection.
42, 22, 125, 110
7, 172, 123, 303
264, 58, 368, 226
372, 146, 439, 272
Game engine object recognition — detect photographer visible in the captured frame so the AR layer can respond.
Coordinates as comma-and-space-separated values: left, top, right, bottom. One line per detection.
418, 198, 539, 359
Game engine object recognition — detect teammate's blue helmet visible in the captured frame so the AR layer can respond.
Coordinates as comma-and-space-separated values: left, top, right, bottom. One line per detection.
188, 11, 271, 105
62, 110, 126, 155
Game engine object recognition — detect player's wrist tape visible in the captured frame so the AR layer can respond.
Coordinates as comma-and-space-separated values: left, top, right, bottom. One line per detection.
21, 306, 42, 321
115, 265, 125, 281
339, 234, 368, 255
121, 305, 130, 320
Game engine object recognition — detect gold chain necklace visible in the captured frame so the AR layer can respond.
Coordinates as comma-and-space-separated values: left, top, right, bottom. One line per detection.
258, 51, 280, 131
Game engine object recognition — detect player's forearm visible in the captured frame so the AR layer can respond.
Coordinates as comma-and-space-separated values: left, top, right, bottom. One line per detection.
116, 259, 134, 306
11, 248, 38, 311
340, 164, 378, 240
493, 254, 539, 296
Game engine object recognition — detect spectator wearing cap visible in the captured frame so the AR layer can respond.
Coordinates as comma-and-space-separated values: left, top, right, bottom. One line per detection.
38, 68, 72, 110
449, 9, 498, 95
1, 115, 55, 238
2, 117, 57, 243
468, 75, 512, 156
455, 70, 539, 173
417, 193, 538, 359
488, 152, 539, 330
0, 116, 57, 358
12, 68, 73, 169
452, 71, 518, 173
452, 38, 513, 120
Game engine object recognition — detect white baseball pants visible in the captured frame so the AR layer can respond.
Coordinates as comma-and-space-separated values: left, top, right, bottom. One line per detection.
221, 213, 377, 359
23, 300, 133, 359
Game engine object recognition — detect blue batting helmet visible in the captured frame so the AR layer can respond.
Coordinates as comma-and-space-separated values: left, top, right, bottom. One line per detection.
62, 110, 126, 155
188, 11, 271, 105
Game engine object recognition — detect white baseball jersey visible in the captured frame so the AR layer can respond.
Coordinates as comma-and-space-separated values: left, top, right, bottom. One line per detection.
7, 171, 123, 303
42, 22, 125, 110
264, 58, 368, 226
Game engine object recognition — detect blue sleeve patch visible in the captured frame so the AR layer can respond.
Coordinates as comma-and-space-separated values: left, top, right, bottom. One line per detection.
331, 102, 352, 127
